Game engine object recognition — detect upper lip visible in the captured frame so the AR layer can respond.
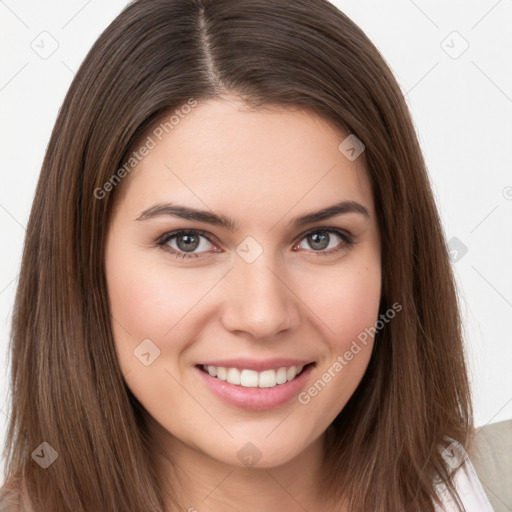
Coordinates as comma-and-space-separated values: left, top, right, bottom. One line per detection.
196, 358, 315, 372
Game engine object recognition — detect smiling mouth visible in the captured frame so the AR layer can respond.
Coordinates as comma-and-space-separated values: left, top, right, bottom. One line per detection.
196, 362, 315, 389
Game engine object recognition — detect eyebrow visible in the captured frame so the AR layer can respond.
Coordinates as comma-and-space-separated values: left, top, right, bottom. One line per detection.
135, 200, 370, 230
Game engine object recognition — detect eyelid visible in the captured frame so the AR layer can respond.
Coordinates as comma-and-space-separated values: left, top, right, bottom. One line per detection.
293, 226, 353, 244
156, 226, 354, 258
156, 228, 219, 247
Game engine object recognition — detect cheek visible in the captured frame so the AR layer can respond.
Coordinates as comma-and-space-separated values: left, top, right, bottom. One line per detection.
106, 244, 203, 337
105, 242, 224, 380
295, 265, 380, 423
293, 255, 380, 416
105, 242, 178, 366
337, 268, 381, 346
299, 258, 381, 349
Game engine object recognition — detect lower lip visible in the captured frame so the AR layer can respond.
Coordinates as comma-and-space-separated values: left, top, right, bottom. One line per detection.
195, 364, 315, 411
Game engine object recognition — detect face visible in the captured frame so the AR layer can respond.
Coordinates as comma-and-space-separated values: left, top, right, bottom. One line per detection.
105, 96, 381, 470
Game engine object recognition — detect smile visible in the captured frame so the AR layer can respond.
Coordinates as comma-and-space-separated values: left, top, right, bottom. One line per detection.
200, 364, 308, 388
195, 361, 316, 410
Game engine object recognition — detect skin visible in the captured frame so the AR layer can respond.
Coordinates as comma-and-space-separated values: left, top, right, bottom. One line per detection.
105, 95, 382, 512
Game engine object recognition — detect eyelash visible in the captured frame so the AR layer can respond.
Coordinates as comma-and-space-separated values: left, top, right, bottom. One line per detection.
156, 228, 354, 260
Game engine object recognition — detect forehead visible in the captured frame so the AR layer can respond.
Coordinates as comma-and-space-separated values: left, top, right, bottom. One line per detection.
115, 97, 374, 222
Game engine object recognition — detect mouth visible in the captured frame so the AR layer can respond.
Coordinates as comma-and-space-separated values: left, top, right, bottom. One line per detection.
194, 361, 317, 410
196, 362, 315, 388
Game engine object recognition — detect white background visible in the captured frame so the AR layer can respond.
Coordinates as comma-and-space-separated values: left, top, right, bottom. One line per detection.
1, 0, 511, 480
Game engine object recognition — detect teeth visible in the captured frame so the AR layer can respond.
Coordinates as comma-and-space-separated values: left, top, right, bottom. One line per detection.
227, 367, 241, 385
286, 366, 298, 381
240, 369, 258, 387
203, 364, 306, 388
276, 367, 288, 384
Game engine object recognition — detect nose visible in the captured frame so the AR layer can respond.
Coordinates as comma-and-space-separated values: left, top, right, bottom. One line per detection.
219, 252, 302, 340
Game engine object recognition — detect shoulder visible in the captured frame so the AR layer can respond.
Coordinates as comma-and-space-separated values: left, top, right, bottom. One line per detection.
433, 436, 495, 511
0, 481, 20, 512
0, 478, 34, 512
469, 419, 512, 511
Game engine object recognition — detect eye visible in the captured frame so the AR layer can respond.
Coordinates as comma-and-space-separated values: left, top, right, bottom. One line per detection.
156, 227, 354, 260
156, 229, 219, 259
294, 228, 353, 256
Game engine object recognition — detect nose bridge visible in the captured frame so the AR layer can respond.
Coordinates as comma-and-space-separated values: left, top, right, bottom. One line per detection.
220, 242, 300, 338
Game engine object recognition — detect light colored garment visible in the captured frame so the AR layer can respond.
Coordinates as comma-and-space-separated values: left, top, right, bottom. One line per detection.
469, 419, 512, 512
434, 436, 495, 511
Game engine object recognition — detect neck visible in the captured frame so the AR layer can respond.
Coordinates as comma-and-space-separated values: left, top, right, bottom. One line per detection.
149, 421, 333, 512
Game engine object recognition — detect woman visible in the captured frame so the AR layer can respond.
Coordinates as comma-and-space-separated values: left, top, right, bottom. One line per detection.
0, 0, 493, 510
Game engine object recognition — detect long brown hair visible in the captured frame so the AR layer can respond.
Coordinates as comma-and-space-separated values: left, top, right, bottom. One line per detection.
1, 0, 473, 510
